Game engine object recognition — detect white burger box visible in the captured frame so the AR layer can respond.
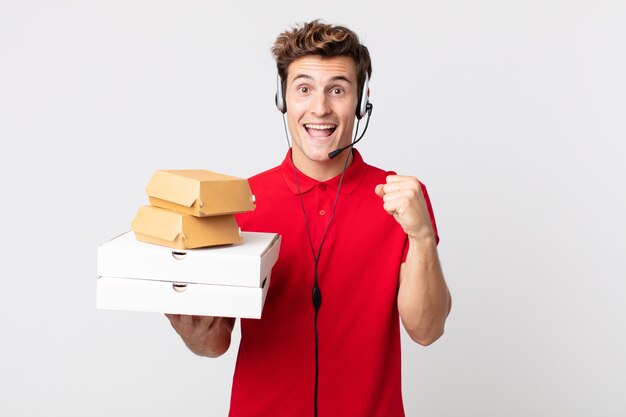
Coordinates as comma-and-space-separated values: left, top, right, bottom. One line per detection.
97, 231, 281, 319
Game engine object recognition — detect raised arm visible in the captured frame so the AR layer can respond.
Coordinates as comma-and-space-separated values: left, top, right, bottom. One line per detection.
375, 175, 451, 345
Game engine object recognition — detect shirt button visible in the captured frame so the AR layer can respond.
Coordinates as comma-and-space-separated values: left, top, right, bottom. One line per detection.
319, 209, 326, 216
319, 184, 327, 191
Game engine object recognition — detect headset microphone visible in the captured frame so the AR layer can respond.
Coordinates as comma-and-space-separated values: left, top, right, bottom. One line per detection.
328, 102, 373, 159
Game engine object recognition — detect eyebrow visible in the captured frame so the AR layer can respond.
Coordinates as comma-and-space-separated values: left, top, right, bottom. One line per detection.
291, 74, 353, 85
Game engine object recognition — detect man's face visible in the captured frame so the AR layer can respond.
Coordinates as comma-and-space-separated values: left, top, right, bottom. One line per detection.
284, 55, 359, 172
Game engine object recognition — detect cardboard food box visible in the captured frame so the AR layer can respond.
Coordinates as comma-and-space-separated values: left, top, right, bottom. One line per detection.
131, 205, 242, 250
146, 170, 256, 217
97, 231, 281, 318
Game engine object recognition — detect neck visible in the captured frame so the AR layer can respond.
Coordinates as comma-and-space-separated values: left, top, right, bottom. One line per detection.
291, 149, 353, 182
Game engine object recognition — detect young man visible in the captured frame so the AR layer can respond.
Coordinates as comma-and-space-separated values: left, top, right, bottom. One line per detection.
166, 20, 451, 417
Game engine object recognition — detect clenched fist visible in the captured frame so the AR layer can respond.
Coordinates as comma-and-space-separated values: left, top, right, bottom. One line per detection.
374, 175, 435, 243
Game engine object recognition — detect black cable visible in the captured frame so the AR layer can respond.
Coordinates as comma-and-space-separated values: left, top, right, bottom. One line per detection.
281, 114, 361, 417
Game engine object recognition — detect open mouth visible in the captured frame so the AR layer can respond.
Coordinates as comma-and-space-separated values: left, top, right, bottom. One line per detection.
305, 123, 337, 139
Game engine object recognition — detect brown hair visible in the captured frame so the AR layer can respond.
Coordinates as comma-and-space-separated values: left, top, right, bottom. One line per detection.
272, 20, 372, 95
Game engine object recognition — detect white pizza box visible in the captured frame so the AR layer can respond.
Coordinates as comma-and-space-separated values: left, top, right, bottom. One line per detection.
96, 273, 271, 319
97, 231, 281, 288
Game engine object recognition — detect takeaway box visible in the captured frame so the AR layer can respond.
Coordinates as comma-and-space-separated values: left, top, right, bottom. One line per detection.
146, 170, 256, 217
97, 231, 281, 318
131, 205, 242, 250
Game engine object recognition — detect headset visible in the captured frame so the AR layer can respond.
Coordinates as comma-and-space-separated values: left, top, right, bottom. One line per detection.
275, 69, 373, 417
275, 73, 371, 120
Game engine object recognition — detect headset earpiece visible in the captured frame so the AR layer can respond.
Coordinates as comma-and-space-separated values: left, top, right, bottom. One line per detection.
356, 73, 370, 120
275, 75, 286, 114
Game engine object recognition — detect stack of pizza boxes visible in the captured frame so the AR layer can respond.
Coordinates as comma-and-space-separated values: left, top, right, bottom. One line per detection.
96, 170, 281, 319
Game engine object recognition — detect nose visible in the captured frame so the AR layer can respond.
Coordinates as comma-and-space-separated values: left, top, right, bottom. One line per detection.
310, 91, 331, 116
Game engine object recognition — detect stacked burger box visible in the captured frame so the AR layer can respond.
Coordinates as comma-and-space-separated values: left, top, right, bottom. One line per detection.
96, 170, 281, 319
132, 170, 256, 249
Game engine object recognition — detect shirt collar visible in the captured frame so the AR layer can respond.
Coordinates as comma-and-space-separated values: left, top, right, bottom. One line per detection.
280, 149, 368, 195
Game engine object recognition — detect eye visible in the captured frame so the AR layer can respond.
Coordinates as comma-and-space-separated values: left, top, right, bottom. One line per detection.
331, 87, 344, 95
299, 86, 309, 94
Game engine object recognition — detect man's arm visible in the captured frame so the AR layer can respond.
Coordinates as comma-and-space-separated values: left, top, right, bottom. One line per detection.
165, 314, 235, 357
398, 236, 450, 345
375, 175, 451, 346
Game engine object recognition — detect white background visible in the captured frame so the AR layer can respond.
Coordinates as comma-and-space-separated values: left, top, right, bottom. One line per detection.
1, 1, 625, 416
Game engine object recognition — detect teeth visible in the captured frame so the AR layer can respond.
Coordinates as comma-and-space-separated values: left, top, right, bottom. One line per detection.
305, 124, 336, 130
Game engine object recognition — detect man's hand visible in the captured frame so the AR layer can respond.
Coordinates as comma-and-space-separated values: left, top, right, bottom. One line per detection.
165, 314, 234, 358
374, 175, 435, 243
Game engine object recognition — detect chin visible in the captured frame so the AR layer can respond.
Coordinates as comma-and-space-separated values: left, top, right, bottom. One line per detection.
303, 148, 333, 162
293, 141, 333, 162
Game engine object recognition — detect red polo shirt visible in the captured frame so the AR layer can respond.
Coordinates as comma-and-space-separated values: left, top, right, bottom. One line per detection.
231, 149, 438, 417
